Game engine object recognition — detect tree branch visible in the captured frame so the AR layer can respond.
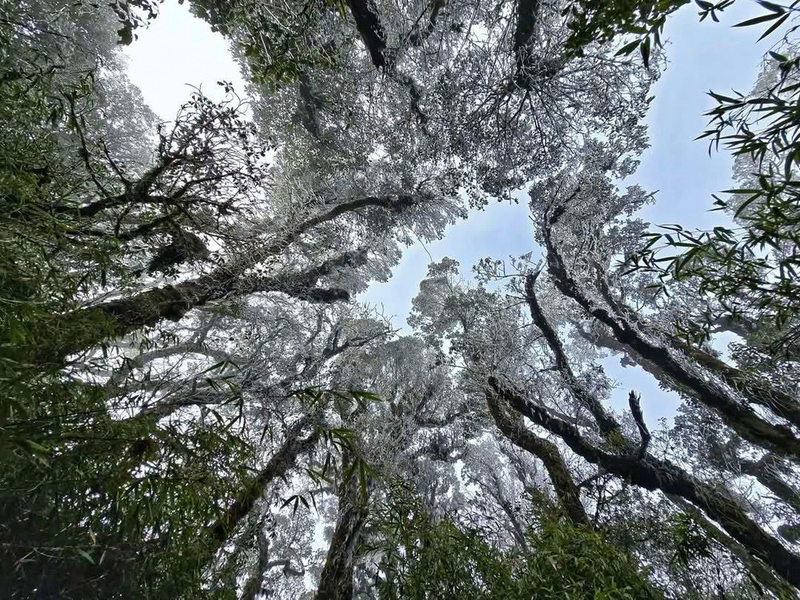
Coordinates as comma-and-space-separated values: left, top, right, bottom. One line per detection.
543, 204, 800, 462
48, 250, 362, 362
525, 270, 622, 438
206, 417, 320, 546
627, 391, 650, 459
488, 375, 800, 590
486, 388, 589, 526
346, 0, 389, 69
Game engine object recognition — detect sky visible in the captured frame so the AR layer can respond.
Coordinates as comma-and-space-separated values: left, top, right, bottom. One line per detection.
124, 0, 773, 427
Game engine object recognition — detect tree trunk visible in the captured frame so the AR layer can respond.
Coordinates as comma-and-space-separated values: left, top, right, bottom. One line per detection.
489, 376, 800, 590
47, 251, 362, 363
315, 474, 369, 600
544, 207, 800, 462
207, 418, 320, 548
486, 389, 589, 526
667, 495, 797, 599
740, 454, 800, 515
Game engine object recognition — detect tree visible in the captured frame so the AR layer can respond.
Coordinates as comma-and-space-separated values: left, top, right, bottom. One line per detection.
628, 46, 800, 362
5, 0, 800, 597
0, 2, 457, 597
405, 253, 795, 596
192, 0, 654, 207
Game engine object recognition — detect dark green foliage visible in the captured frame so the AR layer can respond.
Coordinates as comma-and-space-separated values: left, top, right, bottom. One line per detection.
0, 389, 253, 599
373, 489, 662, 599
562, 0, 791, 68
563, 0, 689, 60
0, 6, 265, 598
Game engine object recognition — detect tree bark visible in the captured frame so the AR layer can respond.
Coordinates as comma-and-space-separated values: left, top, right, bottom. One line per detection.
408, 0, 445, 47
486, 389, 589, 526
46, 194, 419, 362
525, 271, 622, 438
346, 0, 388, 69
667, 494, 797, 599
544, 206, 800, 461
670, 337, 800, 430
740, 454, 800, 515
513, 0, 540, 70
206, 418, 320, 547
48, 251, 361, 363
314, 473, 369, 600
488, 376, 800, 590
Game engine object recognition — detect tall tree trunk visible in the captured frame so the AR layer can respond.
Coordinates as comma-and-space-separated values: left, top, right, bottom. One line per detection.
48, 251, 361, 363
206, 417, 320, 548
740, 454, 800, 515
486, 389, 589, 526
543, 206, 800, 461
488, 376, 800, 590
46, 194, 419, 363
525, 271, 622, 438
315, 473, 369, 600
667, 495, 798, 599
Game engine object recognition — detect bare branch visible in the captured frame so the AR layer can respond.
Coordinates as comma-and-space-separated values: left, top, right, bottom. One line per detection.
627, 391, 650, 459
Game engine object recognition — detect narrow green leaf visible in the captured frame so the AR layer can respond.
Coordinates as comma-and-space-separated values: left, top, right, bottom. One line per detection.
616, 40, 640, 57
733, 12, 781, 28
640, 36, 651, 69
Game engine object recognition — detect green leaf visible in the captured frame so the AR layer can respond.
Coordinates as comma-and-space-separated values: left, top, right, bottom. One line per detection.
75, 548, 95, 564
616, 40, 640, 57
640, 36, 651, 69
350, 390, 381, 402
733, 12, 782, 28
757, 13, 788, 40
756, 0, 786, 13
22, 439, 49, 454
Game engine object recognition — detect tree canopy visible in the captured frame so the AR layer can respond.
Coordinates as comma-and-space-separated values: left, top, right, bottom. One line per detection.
1, 0, 799, 598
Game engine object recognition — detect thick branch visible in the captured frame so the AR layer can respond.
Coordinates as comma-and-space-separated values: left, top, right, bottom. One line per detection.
407, 0, 445, 46
488, 376, 800, 590
267, 194, 416, 256
346, 0, 388, 69
298, 73, 322, 139
314, 472, 369, 600
525, 271, 621, 438
670, 336, 800, 430
740, 454, 800, 515
544, 206, 800, 461
513, 0, 540, 70
667, 494, 797, 599
49, 250, 362, 362
44, 192, 422, 364
486, 389, 589, 526
206, 417, 319, 546
342, 0, 429, 125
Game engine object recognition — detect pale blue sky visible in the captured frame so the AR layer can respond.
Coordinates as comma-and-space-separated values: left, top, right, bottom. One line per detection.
124, 0, 772, 426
